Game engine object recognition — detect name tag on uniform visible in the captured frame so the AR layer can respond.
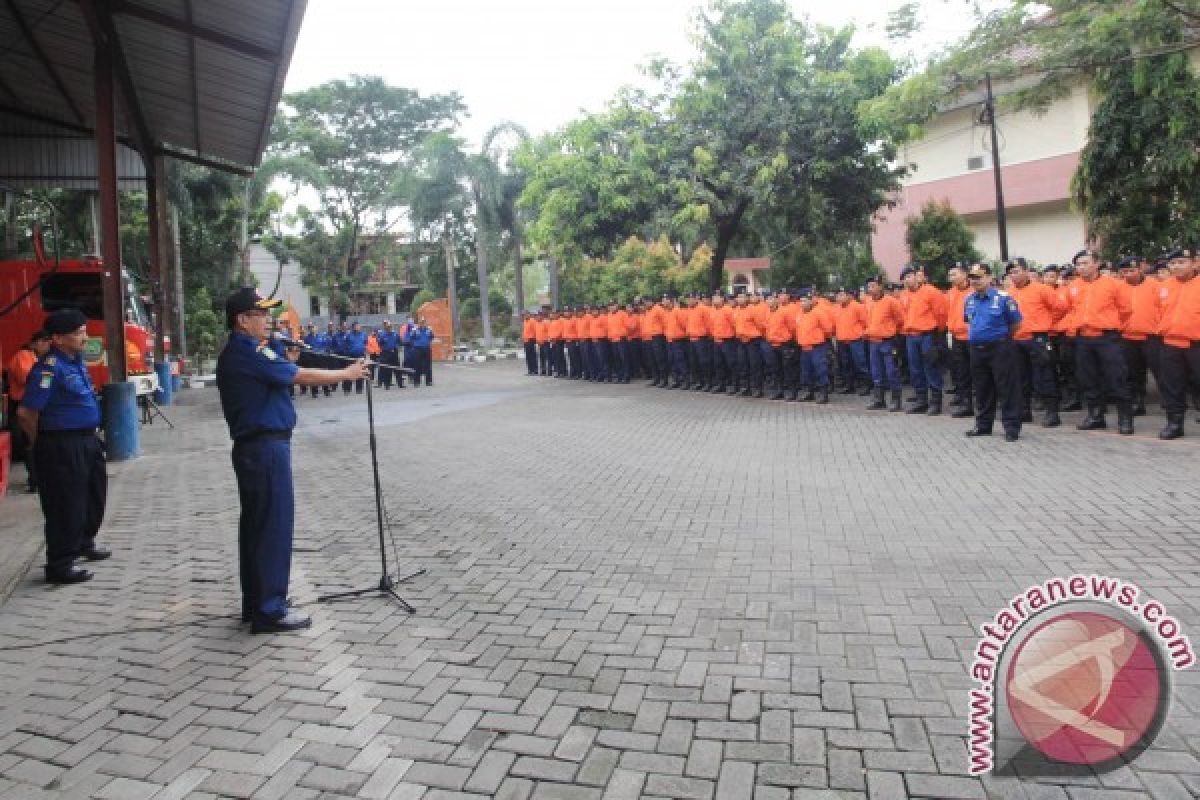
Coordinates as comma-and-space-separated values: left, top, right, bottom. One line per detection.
257, 344, 278, 360
40, 372, 54, 388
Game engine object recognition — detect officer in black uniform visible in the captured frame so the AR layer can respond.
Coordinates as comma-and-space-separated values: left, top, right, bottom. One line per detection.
18, 309, 112, 584
217, 288, 368, 633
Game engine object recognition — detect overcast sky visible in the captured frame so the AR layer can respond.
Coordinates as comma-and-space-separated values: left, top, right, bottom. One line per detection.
283, 0, 987, 147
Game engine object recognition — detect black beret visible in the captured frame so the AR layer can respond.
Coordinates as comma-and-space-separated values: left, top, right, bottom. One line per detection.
1071, 249, 1097, 264
1165, 247, 1193, 260
44, 308, 88, 334
899, 264, 918, 279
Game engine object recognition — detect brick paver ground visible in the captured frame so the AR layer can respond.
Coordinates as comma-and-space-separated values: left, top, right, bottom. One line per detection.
0, 360, 1197, 799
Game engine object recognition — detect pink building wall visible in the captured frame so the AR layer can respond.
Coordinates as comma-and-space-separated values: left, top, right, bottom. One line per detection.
871, 152, 1081, 276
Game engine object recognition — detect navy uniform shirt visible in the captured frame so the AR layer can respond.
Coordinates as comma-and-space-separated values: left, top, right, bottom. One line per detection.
19, 347, 102, 431
332, 331, 348, 354
303, 331, 329, 352
410, 325, 434, 348
343, 330, 367, 357
376, 329, 400, 350
216, 332, 300, 440
965, 288, 1023, 344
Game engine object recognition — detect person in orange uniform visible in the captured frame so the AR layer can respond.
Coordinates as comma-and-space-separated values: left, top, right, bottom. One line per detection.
535, 311, 551, 376
1051, 265, 1084, 410
733, 290, 766, 397
763, 291, 796, 400
943, 264, 974, 414
643, 297, 669, 387
1067, 249, 1135, 433
1156, 247, 1199, 439
663, 294, 690, 389
634, 301, 653, 381
562, 307, 580, 379
547, 309, 567, 378
621, 301, 642, 381
1118, 256, 1162, 416
685, 294, 714, 390
585, 306, 607, 381
1006, 258, 1067, 427
605, 301, 628, 383
709, 291, 737, 393
864, 278, 907, 412
521, 311, 539, 376
5, 329, 51, 492
794, 290, 835, 403
899, 264, 948, 415
832, 287, 870, 396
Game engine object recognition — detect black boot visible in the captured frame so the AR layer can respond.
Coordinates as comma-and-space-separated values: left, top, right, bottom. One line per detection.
798, 387, 815, 402
907, 390, 928, 414
1159, 412, 1185, 440
728, 382, 741, 396
1076, 406, 1107, 430
772, 388, 785, 400
1133, 391, 1147, 417
1022, 402, 1034, 423
815, 387, 829, 405
1041, 401, 1061, 428
787, 389, 799, 402
889, 389, 903, 412
1117, 404, 1135, 435
867, 387, 886, 410
857, 383, 872, 396
1062, 392, 1083, 412
753, 386, 764, 399
927, 391, 942, 416
740, 386, 753, 397
951, 400, 974, 418
840, 379, 855, 395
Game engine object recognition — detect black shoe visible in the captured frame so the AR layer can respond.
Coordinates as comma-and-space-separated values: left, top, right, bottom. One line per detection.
1041, 410, 1061, 428
46, 566, 93, 584
80, 545, 112, 562
927, 394, 942, 416
1117, 413, 1134, 436
787, 390, 799, 402
840, 384, 855, 395
1062, 399, 1082, 412
771, 390, 785, 400
1021, 409, 1034, 423
1077, 409, 1106, 431
866, 394, 886, 411
798, 390, 814, 402
1004, 431, 1020, 442
815, 389, 829, 405
889, 391, 903, 412
1159, 413, 1185, 440
857, 385, 872, 396
965, 428, 992, 437
753, 388, 764, 398
906, 403, 928, 414
950, 406, 974, 419
251, 610, 313, 634
740, 387, 753, 397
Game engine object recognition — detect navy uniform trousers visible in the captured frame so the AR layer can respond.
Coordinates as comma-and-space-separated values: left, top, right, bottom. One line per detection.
35, 431, 106, 573
232, 436, 294, 620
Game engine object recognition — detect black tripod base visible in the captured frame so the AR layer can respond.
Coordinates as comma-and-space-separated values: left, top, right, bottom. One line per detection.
317, 568, 426, 613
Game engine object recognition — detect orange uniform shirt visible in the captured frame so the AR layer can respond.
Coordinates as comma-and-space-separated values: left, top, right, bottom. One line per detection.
764, 306, 795, 346
535, 320, 550, 344
795, 305, 834, 349
865, 295, 905, 340
1052, 283, 1078, 335
733, 305, 764, 342
607, 310, 629, 341
1120, 279, 1162, 341
637, 313, 653, 341
710, 305, 735, 340
562, 317, 578, 340
1069, 275, 1132, 336
5, 349, 37, 402
901, 284, 946, 334
832, 300, 868, 342
1159, 276, 1200, 347
522, 318, 537, 342
1009, 281, 1066, 339
665, 307, 688, 341
686, 305, 711, 339
944, 286, 970, 340
643, 305, 667, 337
588, 314, 608, 340
548, 318, 564, 340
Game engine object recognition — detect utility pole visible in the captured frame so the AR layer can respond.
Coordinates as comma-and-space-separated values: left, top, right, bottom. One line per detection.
982, 73, 1010, 262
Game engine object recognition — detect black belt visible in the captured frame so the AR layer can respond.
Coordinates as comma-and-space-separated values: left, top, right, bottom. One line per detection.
971, 338, 1011, 347
38, 428, 97, 438
235, 430, 291, 445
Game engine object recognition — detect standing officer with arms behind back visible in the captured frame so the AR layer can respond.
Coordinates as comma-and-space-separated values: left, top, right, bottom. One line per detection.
217, 288, 368, 633
963, 264, 1024, 442
18, 309, 112, 584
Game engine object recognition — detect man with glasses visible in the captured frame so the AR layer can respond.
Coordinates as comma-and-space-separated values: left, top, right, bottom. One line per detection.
217, 288, 368, 633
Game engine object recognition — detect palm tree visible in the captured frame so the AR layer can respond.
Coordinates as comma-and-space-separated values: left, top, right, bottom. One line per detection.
409, 133, 470, 340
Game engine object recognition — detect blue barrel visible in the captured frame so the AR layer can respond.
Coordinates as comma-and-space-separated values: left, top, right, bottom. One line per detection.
153, 361, 173, 405
102, 382, 140, 461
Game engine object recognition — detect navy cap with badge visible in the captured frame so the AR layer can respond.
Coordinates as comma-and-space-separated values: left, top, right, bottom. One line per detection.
225, 287, 281, 328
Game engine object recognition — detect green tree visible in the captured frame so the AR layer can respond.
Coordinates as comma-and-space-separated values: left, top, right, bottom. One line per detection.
409, 132, 472, 338
184, 287, 222, 372
905, 201, 982, 285
271, 75, 464, 290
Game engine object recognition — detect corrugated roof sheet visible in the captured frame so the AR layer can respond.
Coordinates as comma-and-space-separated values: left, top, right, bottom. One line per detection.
0, 0, 306, 176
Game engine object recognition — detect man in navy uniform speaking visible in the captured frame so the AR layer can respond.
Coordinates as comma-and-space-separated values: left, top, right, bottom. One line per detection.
217, 288, 368, 633
18, 308, 111, 585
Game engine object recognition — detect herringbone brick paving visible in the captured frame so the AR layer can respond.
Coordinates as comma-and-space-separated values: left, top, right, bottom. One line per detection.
0, 361, 1197, 799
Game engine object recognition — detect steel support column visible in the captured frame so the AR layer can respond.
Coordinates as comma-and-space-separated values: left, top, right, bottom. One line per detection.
94, 32, 127, 382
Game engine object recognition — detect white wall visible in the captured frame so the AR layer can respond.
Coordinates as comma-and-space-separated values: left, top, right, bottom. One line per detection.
246, 242, 311, 320
963, 200, 1087, 266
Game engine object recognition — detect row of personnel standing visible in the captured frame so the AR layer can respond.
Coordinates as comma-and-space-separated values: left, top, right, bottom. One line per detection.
289, 317, 435, 396
520, 247, 1200, 442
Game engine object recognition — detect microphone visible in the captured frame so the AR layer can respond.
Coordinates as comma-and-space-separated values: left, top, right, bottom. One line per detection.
271, 333, 312, 350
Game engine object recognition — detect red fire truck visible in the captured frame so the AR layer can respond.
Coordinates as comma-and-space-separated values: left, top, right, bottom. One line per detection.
0, 255, 160, 397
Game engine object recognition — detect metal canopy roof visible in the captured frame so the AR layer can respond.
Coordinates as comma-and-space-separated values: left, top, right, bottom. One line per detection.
0, 0, 307, 177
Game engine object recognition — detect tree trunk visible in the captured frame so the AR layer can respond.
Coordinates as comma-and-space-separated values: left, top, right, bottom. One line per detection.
548, 255, 559, 309
710, 200, 752, 292
169, 204, 188, 364
442, 226, 459, 341
474, 210, 493, 350
513, 229, 525, 315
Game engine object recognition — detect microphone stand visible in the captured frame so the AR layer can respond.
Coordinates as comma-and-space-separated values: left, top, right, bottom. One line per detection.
293, 341, 424, 612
